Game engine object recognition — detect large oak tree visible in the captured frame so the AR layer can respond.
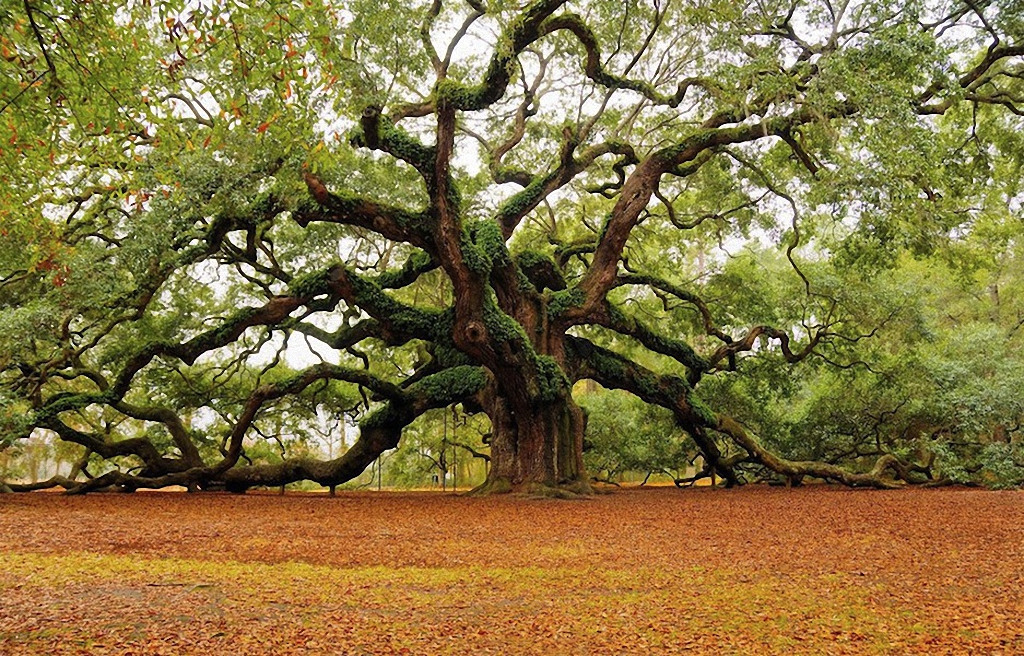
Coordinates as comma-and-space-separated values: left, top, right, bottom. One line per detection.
1, 0, 1022, 493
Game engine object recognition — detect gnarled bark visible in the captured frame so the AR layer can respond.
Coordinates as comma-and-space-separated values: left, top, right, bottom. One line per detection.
477, 386, 589, 494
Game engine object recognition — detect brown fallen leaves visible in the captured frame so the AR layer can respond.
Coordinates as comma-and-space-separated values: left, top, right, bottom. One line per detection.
1, 485, 1022, 655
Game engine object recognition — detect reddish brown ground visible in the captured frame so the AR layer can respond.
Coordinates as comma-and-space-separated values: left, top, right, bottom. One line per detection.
1, 485, 1022, 654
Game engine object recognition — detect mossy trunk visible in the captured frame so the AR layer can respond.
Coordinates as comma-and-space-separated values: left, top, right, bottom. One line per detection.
478, 389, 589, 495
465, 302, 591, 494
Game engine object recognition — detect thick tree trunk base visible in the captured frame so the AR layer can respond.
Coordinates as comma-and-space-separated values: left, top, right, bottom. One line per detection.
470, 477, 592, 498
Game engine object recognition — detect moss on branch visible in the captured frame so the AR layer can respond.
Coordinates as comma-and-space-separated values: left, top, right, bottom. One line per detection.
331, 265, 442, 339
515, 250, 566, 292
351, 120, 437, 176
602, 304, 709, 375
374, 251, 437, 289
35, 391, 114, 423
409, 365, 488, 404
432, 0, 568, 111
359, 402, 414, 430
548, 287, 585, 318
288, 269, 333, 298
532, 354, 569, 403
481, 294, 529, 343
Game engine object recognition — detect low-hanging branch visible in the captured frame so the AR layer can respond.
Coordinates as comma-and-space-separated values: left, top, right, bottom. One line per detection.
705, 324, 824, 371
565, 336, 922, 489
582, 301, 709, 380
564, 335, 739, 486
614, 273, 734, 345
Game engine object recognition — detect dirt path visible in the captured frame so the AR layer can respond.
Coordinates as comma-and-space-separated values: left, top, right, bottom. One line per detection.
1, 486, 1022, 654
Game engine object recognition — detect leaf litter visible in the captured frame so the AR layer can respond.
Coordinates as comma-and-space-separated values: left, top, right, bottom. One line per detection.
0, 485, 1022, 654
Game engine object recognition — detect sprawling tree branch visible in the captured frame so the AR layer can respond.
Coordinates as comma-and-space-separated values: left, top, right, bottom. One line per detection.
565, 336, 738, 486
297, 173, 434, 251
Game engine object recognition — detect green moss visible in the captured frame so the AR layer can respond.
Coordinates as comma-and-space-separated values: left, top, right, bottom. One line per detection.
424, 310, 470, 367
374, 251, 434, 289
433, 79, 477, 107
605, 304, 709, 374
324, 186, 365, 211
457, 220, 510, 277
449, 0, 542, 111
473, 219, 509, 266
342, 267, 441, 339
433, 341, 473, 368
656, 126, 744, 167
392, 307, 445, 338
352, 122, 436, 172
633, 369, 663, 399
36, 392, 111, 423
514, 249, 552, 271
516, 267, 536, 293
482, 295, 529, 343
439, 0, 563, 112
460, 226, 491, 276
359, 403, 412, 430
662, 375, 692, 399
515, 250, 566, 292
288, 269, 332, 298
411, 365, 488, 403
548, 288, 585, 318
461, 85, 491, 110
687, 391, 718, 426
532, 354, 569, 403
206, 306, 262, 346
586, 346, 629, 384
495, 176, 548, 225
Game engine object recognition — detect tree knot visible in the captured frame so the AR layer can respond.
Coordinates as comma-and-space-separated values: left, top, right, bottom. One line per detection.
464, 320, 487, 344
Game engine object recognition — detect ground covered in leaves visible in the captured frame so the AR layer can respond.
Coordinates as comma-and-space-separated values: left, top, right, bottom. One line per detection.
1, 486, 1022, 655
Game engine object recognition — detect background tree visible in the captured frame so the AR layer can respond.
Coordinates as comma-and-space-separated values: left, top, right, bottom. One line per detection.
579, 389, 695, 485
383, 405, 491, 489
699, 247, 1024, 487
1, 0, 1022, 494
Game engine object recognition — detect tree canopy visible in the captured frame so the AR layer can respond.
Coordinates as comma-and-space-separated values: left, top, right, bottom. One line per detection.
1, 0, 1023, 494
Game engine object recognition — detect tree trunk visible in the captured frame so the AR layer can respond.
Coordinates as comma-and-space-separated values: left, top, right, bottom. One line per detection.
466, 300, 591, 495
477, 389, 590, 495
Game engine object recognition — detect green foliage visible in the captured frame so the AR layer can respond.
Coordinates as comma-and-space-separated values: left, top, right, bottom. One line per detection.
698, 245, 1024, 487
580, 388, 691, 480
381, 406, 490, 489
977, 443, 1024, 490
